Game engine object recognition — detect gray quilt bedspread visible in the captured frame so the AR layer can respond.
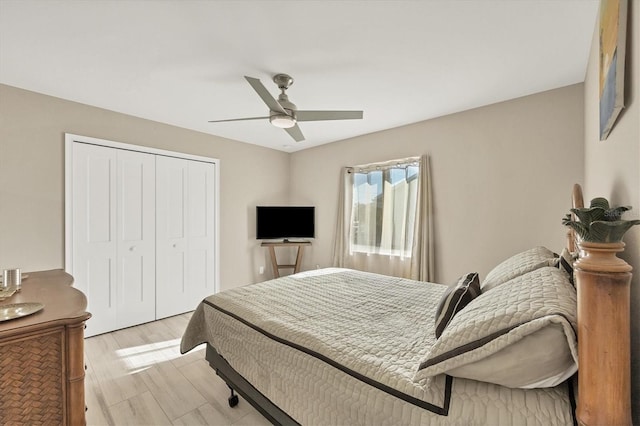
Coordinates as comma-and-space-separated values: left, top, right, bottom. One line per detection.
181, 268, 575, 425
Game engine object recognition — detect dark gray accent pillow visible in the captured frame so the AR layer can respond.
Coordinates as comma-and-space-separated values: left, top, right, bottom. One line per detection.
553, 248, 577, 286
434, 272, 480, 338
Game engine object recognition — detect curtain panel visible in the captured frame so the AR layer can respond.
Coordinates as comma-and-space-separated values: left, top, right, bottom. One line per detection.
332, 154, 434, 281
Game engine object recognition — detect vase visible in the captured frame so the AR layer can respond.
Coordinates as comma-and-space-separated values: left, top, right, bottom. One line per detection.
574, 241, 632, 426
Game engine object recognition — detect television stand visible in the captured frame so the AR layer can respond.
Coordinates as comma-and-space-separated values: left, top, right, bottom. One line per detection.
261, 240, 311, 278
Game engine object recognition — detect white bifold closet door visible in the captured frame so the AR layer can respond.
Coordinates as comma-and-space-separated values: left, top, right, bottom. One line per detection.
156, 156, 215, 319
72, 143, 156, 337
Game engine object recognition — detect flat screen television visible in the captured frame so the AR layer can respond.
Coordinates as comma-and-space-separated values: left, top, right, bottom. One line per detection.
256, 206, 315, 240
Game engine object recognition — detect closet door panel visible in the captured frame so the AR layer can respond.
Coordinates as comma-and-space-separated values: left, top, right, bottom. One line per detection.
72, 143, 117, 337
156, 157, 215, 319
167, 251, 186, 294
116, 150, 156, 329
189, 167, 208, 237
156, 156, 188, 319
187, 249, 207, 299
85, 258, 115, 332
186, 161, 216, 306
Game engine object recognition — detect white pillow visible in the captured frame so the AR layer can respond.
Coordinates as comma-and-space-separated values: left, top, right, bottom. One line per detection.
481, 246, 557, 292
445, 323, 577, 388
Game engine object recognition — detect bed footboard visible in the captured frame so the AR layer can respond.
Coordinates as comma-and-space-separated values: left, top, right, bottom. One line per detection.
205, 344, 299, 426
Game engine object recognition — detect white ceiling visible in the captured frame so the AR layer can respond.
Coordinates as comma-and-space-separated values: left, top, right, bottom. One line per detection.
0, 0, 599, 153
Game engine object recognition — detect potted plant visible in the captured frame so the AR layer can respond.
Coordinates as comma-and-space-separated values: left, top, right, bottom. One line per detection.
563, 196, 638, 426
563, 197, 639, 272
562, 197, 640, 243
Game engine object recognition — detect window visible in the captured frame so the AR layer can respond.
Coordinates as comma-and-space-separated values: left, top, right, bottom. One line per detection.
333, 154, 433, 281
349, 159, 419, 258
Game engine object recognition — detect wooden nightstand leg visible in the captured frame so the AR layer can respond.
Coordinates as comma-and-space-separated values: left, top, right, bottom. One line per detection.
268, 246, 280, 278
294, 246, 305, 274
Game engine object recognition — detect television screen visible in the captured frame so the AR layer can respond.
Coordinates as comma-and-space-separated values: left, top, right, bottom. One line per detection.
256, 206, 315, 240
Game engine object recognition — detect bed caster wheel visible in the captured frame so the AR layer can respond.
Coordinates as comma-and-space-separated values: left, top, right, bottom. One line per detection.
228, 386, 239, 407
228, 394, 239, 407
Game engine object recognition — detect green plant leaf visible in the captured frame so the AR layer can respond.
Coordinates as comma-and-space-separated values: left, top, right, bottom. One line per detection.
605, 206, 632, 222
564, 221, 590, 241
586, 220, 640, 243
590, 197, 610, 210
571, 207, 607, 223
564, 197, 638, 243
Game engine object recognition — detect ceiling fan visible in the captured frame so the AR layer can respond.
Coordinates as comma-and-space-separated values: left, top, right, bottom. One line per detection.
208, 73, 363, 142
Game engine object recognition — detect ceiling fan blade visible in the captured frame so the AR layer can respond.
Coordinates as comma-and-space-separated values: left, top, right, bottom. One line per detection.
296, 110, 363, 121
284, 124, 305, 142
244, 76, 287, 114
208, 116, 269, 123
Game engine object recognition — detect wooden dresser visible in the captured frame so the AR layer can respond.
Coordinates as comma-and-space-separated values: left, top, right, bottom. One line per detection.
0, 270, 91, 425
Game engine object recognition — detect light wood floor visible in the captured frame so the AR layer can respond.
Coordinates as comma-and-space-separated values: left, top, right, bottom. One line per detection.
84, 312, 270, 426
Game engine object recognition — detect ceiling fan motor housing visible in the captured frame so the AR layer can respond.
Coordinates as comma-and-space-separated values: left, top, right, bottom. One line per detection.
270, 91, 297, 128
277, 93, 297, 112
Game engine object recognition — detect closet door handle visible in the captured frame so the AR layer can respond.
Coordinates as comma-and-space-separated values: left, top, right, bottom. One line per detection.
172, 243, 177, 248
129, 246, 136, 252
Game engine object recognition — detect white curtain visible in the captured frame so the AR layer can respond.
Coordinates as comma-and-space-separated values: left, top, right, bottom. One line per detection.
332, 154, 434, 281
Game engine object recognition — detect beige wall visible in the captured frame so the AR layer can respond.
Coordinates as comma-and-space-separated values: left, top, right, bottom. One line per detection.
584, 0, 639, 421
290, 84, 585, 284
0, 84, 290, 291
0, 82, 584, 289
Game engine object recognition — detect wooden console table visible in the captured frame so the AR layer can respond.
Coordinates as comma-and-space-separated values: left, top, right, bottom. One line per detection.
261, 241, 311, 278
0, 269, 91, 426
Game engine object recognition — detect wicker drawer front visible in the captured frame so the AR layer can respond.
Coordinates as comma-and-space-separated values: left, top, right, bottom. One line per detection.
0, 330, 64, 425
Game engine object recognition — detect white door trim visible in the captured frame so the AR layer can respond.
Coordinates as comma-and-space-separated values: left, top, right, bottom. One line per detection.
64, 133, 220, 295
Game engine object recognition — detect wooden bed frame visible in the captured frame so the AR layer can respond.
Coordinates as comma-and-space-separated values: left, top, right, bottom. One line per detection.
205, 183, 633, 426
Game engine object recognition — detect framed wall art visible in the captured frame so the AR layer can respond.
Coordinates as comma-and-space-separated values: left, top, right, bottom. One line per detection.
599, 0, 628, 140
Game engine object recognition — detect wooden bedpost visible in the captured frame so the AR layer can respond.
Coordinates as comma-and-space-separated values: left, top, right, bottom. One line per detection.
573, 183, 632, 426
567, 184, 584, 253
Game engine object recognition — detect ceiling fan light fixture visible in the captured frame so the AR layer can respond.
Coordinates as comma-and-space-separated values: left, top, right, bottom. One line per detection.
270, 114, 296, 129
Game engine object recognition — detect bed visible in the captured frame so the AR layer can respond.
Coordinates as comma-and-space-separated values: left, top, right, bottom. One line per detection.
180, 184, 632, 425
